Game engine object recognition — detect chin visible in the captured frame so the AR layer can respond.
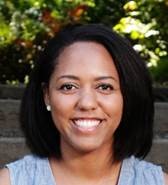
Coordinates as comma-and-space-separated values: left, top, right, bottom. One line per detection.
70, 141, 106, 154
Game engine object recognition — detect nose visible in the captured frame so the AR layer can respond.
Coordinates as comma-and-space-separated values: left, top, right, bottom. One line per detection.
76, 89, 98, 111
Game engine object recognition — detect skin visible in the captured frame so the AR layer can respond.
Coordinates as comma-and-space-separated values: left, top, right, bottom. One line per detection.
45, 41, 123, 155
0, 41, 168, 185
0, 168, 10, 185
165, 174, 168, 185
44, 41, 123, 184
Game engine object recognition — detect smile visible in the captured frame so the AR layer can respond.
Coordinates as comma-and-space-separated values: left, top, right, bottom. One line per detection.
72, 118, 102, 132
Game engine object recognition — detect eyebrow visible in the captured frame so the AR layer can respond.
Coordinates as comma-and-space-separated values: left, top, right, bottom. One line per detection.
95, 76, 118, 82
56, 75, 79, 81
56, 75, 118, 82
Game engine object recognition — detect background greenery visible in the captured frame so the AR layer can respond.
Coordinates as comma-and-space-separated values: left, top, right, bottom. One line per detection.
0, 0, 168, 85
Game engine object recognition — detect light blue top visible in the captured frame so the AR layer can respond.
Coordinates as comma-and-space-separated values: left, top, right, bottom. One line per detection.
6, 154, 165, 185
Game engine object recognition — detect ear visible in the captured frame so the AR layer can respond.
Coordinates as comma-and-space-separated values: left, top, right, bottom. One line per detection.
42, 83, 50, 106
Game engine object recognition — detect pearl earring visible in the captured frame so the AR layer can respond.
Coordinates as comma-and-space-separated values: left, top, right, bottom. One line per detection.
46, 105, 51, 111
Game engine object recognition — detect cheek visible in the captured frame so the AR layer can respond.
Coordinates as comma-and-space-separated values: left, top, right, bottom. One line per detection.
101, 94, 123, 120
49, 94, 76, 122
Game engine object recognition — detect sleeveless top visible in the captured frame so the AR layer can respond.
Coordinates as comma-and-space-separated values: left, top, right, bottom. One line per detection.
6, 154, 165, 185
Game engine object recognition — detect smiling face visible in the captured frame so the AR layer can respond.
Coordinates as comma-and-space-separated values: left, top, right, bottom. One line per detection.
44, 41, 123, 155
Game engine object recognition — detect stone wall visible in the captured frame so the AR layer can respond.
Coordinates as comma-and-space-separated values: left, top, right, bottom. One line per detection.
0, 85, 168, 172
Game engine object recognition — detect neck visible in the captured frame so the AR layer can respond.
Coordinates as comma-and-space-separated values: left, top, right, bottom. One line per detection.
52, 139, 121, 181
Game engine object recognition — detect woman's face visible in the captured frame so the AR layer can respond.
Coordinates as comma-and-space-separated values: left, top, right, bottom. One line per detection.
44, 41, 123, 154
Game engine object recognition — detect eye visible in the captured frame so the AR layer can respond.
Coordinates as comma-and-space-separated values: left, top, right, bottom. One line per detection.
97, 83, 114, 93
59, 83, 78, 93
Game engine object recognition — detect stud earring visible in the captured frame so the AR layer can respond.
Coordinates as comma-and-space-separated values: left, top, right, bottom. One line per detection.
46, 105, 51, 111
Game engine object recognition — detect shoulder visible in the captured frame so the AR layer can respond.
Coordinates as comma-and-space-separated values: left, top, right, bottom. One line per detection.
0, 168, 11, 185
122, 156, 165, 185
4, 154, 48, 185
6, 154, 44, 169
133, 157, 162, 170
164, 173, 168, 185
125, 156, 163, 172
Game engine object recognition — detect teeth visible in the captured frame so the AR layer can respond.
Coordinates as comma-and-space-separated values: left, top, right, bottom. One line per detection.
74, 119, 100, 128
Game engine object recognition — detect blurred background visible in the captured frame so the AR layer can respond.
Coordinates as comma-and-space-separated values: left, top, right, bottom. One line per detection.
0, 0, 168, 86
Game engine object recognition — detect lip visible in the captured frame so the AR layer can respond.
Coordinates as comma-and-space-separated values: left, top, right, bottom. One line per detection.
72, 117, 104, 121
71, 117, 104, 133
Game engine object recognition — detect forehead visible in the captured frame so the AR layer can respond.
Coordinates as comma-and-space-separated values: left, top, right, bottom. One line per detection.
59, 41, 111, 60
51, 41, 119, 80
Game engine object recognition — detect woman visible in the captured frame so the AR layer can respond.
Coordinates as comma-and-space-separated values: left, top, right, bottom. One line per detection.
0, 24, 168, 185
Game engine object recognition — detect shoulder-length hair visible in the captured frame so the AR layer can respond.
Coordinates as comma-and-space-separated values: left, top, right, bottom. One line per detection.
20, 24, 154, 161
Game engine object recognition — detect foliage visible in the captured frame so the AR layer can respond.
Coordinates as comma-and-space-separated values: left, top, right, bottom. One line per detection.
0, 0, 94, 84
113, 0, 168, 67
0, 0, 168, 85
150, 56, 168, 85
87, 0, 127, 25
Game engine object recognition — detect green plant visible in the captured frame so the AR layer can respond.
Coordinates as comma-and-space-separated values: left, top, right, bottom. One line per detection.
0, 0, 167, 85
